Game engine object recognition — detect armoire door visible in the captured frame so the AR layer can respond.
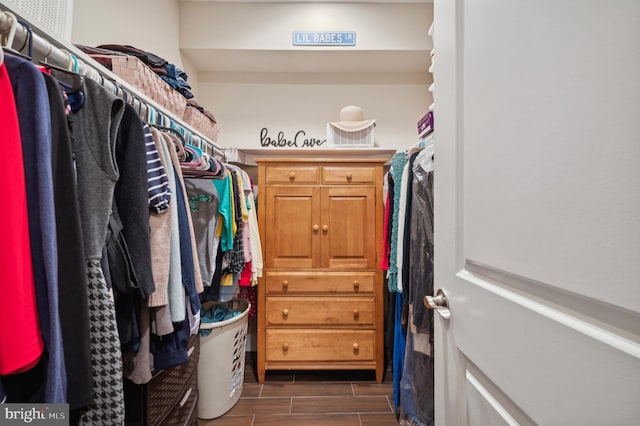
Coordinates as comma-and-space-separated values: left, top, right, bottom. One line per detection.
321, 187, 376, 269
433, 0, 640, 425
264, 186, 321, 269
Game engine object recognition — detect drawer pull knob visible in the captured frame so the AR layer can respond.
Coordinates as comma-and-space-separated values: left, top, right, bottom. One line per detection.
179, 388, 192, 408
353, 309, 359, 319
313, 224, 319, 232
283, 342, 289, 351
353, 280, 360, 290
353, 343, 359, 352
282, 309, 289, 317
289, 172, 296, 180
282, 280, 289, 290
322, 225, 329, 233
346, 172, 353, 181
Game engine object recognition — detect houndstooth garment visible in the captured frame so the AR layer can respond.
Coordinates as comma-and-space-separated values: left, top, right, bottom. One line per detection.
79, 259, 125, 425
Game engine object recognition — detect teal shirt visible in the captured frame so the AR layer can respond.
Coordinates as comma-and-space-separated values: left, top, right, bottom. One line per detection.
213, 172, 234, 252
388, 152, 407, 292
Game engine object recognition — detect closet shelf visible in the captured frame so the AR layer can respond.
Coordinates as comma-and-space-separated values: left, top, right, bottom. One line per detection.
223, 147, 397, 166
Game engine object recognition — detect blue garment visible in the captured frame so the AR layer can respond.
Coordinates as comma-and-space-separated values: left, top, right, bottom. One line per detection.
174, 169, 201, 317
393, 292, 406, 410
150, 319, 190, 370
161, 64, 193, 99
5, 54, 66, 404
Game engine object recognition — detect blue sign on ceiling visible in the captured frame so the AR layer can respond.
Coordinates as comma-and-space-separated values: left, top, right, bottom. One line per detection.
293, 31, 356, 46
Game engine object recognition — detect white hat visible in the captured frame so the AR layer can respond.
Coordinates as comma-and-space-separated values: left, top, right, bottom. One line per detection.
329, 105, 376, 132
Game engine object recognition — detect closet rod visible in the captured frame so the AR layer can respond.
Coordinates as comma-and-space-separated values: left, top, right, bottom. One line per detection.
0, 5, 225, 159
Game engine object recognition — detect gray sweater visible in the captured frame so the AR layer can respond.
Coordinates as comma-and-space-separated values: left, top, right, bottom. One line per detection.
72, 79, 124, 259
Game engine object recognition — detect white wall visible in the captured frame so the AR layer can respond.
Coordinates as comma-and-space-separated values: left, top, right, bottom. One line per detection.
182, 1, 434, 151
198, 71, 432, 150
72, 0, 201, 100
180, 1, 431, 52
70, 0, 432, 151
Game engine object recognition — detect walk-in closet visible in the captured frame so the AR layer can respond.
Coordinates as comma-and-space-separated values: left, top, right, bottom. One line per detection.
1, 1, 638, 426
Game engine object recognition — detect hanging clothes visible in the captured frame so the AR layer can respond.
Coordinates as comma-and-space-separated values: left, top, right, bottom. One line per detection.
384, 138, 435, 426
1, 16, 240, 422
399, 150, 435, 426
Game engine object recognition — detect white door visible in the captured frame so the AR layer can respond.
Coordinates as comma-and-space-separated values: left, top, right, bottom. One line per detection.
431, 0, 640, 425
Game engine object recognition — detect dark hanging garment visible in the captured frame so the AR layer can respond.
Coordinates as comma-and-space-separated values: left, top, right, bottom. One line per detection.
399, 154, 435, 426
109, 104, 156, 351
113, 104, 156, 299
43, 73, 94, 410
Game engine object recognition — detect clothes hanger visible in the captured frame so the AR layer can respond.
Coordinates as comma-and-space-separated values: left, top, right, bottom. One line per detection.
39, 61, 84, 92
0, 11, 18, 51
0, 13, 31, 62
153, 124, 187, 148
17, 20, 33, 58
147, 104, 155, 124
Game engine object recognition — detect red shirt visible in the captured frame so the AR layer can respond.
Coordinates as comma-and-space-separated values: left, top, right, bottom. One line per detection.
0, 63, 44, 375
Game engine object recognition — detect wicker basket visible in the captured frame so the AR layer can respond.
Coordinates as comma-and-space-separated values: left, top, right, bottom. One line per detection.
183, 105, 219, 142
90, 54, 187, 119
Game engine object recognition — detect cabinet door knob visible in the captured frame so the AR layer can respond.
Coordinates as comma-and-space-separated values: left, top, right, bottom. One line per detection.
353, 309, 359, 319
282, 309, 289, 317
353, 342, 359, 352
283, 342, 289, 351
282, 280, 289, 290
346, 172, 353, 181
353, 280, 360, 291
289, 171, 296, 180
313, 224, 320, 232
322, 225, 329, 233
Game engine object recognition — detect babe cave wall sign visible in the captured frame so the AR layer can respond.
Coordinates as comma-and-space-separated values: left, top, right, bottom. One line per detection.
260, 128, 327, 148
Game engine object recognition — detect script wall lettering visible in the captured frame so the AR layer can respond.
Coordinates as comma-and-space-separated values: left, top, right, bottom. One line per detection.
260, 127, 327, 148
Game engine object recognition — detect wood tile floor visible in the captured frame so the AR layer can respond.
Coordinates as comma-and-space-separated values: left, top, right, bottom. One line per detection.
198, 352, 399, 426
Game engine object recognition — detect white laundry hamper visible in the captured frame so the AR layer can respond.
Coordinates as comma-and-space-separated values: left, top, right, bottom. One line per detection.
197, 299, 250, 419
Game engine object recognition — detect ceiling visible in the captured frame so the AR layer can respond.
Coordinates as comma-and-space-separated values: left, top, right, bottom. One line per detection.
180, 0, 432, 3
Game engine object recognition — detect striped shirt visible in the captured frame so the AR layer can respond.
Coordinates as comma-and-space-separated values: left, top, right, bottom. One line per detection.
144, 123, 171, 212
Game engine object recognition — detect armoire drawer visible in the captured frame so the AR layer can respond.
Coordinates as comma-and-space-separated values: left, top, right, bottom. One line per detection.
265, 271, 375, 294
266, 296, 375, 326
266, 329, 375, 362
265, 165, 319, 184
323, 166, 376, 184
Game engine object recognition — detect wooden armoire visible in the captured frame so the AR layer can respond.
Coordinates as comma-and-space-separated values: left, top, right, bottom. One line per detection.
255, 154, 387, 383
